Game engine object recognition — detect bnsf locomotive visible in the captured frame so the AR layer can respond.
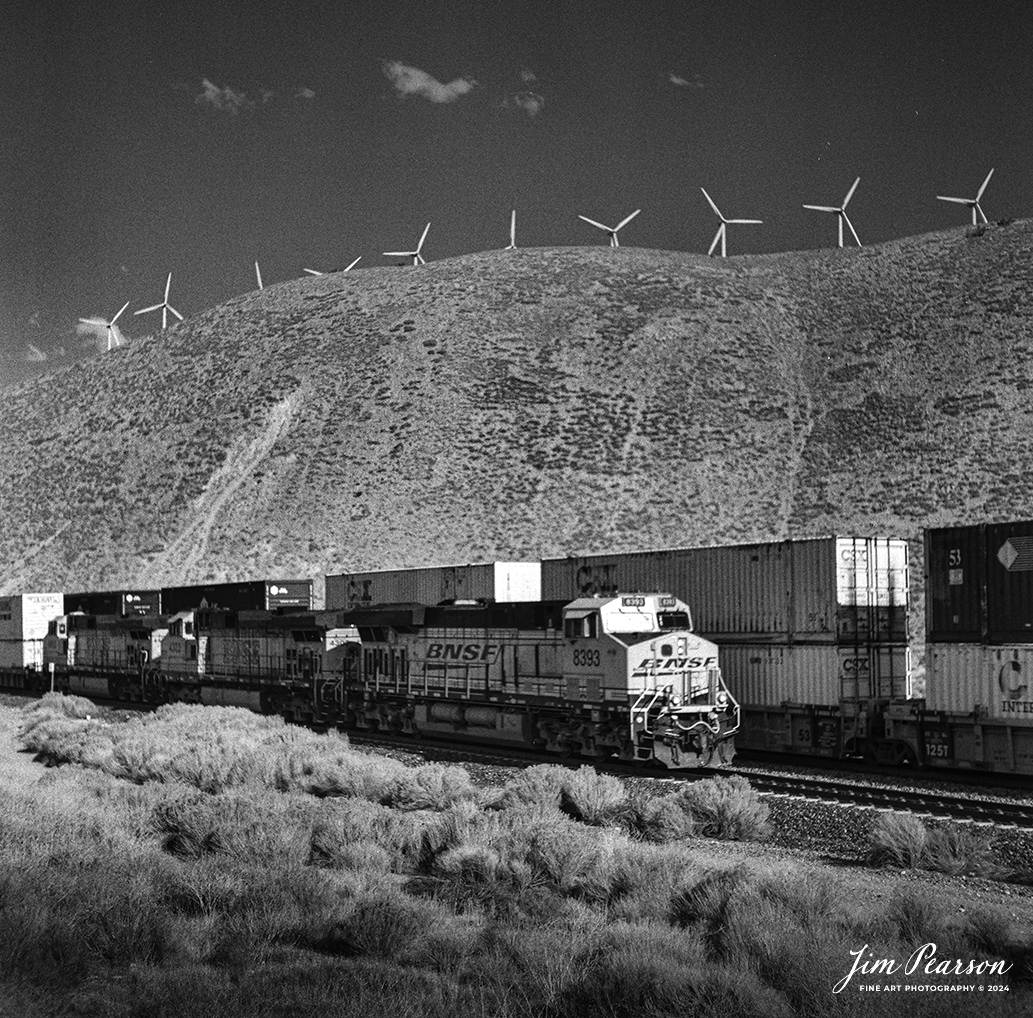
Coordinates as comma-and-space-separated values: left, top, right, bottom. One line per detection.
34, 592, 740, 769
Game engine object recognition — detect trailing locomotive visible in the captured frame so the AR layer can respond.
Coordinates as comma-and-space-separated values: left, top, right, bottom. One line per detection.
32, 592, 740, 770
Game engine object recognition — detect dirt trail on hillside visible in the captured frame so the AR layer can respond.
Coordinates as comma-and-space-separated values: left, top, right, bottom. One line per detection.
0, 704, 46, 795
140, 393, 300, 586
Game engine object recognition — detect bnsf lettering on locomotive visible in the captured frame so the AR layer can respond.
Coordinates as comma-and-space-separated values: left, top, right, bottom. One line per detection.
426, 643, 498, 662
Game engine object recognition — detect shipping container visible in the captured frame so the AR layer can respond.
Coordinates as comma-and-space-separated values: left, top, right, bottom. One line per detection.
926, 520, 1033, 645
65, 589, 162, 617
540, 537, 908, 644
161, 579, 312, 615
985, 521, 1033, 643
325, 562, 541, 610
719, 642, 912, 708
0, 592, 64, 668
925, 643, 1033, 723
925, 525, 986, 642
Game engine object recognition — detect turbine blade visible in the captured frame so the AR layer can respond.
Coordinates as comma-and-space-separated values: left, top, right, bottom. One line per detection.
164, 273, 172, 301
510, 209, 516, 245
977, 167, 995, 199
803, 205, 838, 212
303, 269, 323, 275
135, 303, 163, 314
708, 226, 722, 256
162, 308, 167, 330
976, 202, 988, 224
843, 212, 861, 247
344, 256, 362, 271
417, 222, 431, 251
842, 177, 860, 207
383, 251, 414, 257
578, 215, 610, 231
79, 317, 108, 326
936, 196, 970, 204
614, 209, 641, 231
110, 301, 130, 324
728, 219, 763, 224
700, 187, 723, 219
168, 306, 184, 321
416, 253, 426, 265
255, 262, 263, 288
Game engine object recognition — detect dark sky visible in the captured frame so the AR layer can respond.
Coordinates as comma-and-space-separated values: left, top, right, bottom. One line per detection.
2, 0, 1031, 382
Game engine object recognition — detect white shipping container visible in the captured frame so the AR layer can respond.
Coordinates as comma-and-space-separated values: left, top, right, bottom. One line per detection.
927, 644, 1033, 725
326, 562, 541, 609
720, 642, 912, 708
0, 592, 64, 669
541, 537, 908, 642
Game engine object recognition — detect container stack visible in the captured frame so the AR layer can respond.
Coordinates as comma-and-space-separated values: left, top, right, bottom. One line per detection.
325, 562, 542, 610
540, 537, 911, 753
160, 579, 313, 616
925, 521, 1033, 723
0, 592, 64, 670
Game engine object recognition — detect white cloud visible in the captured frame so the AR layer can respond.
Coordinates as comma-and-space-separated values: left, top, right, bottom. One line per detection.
381, 61, 476, 103
297, 87, 317, 99
521, 68, 537, 83
669, 72, 703, 88
511, 91, 544, 117
25, 343, 47, 363
196, 79, 259, 114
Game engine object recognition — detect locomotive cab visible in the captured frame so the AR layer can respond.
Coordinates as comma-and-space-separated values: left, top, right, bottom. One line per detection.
562, 593, 740, 766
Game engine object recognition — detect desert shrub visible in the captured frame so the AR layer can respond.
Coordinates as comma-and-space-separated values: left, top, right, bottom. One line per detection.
494, 764, 569, 810
605, 842, 707, 922
307, 891, 449, 960
923, 825, 998, 877
552, 921, 790, 1018
667, 775, 771, 842
867, 811, 928, 868
624, 791, 698, 843
383, 763, 480, 811
556, 766, 629, 826
149, 787, 312, 865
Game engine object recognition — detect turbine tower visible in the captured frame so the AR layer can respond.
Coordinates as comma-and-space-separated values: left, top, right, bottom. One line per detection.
803, 177, 861, 248
384, 223, 430, 265
937, 168, 995, 225
700, 188, 762, 257
79, 301, 130, 352
255, 261, 264, 289
578, 209, 640, 247
505, 209, 517, 250
303, 256, 361, 276
135, 273, 183, 330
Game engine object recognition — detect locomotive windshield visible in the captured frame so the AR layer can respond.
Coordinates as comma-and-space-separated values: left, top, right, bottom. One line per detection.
658, 611, 691, 630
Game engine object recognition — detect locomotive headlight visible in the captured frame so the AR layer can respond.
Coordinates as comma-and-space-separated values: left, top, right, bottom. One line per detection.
717, 691, 728, 706
669, 695, 680, 707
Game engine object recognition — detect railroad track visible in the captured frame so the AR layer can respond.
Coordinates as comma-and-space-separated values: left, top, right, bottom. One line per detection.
345, 730, 1033, 831
725, 768, 1033, 829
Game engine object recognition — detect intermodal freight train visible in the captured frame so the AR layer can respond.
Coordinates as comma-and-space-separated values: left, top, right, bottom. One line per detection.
1, 583, 740, 770
6, 519, 1033, 775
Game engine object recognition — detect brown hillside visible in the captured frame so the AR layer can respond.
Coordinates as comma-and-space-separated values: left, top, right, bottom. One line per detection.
3, 223, 1033, 604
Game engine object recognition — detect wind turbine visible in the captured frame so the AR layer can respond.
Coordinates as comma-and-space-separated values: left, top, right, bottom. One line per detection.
803, 177, 862, 248
303, 256, 361, 276
937, 168, 995, 225
79, 301, 130, 352
134, 273, 183, 330
384, 223, 430, 265
255, 261, 263, 289
578, 209, 641, 247
505, 209, 517, 250
700, 188, 762, 257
